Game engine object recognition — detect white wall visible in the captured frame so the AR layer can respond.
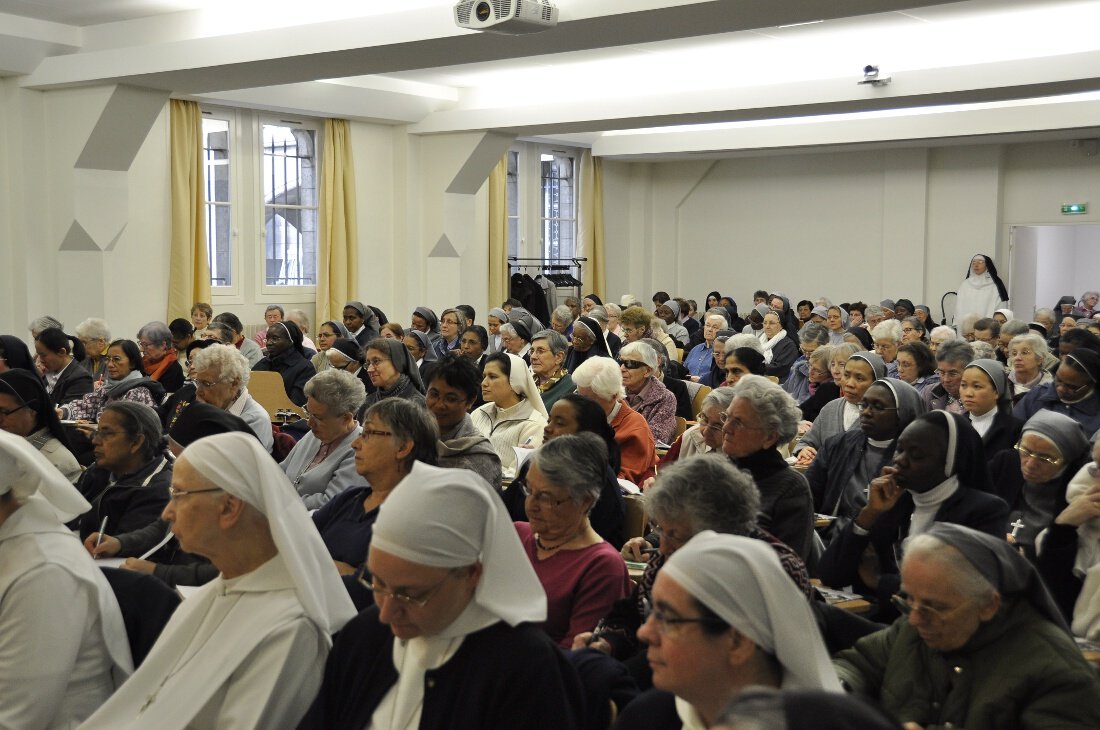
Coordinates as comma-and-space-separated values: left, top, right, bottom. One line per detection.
1013, 224, 1100, 320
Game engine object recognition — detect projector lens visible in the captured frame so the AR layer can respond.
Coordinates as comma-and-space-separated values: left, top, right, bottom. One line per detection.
475, 1, 491, 21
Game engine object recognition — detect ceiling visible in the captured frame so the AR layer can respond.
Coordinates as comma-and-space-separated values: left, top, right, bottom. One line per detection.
2, 0, 1099, 158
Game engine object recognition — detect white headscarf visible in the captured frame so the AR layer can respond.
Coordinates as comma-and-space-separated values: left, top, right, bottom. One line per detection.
183, 432, 356, 634
661, 531, 842, 693
371, 461, 546, 628
0, 428, 90, 521
503, 352, 547, 417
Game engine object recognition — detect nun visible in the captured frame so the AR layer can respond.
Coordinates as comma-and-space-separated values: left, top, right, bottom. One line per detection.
81, 432, 356, 729
471, 352, 548, 478
613, 532, 842, 730
1015, 348, 1100, 435
342, 301, 380, 347
298, 464, 584, 729
486, 307, 509, 354
356, 337, 426, 422
411, 306, 443, 347
0, 334, 34, 372
564, 315, 612, 373
806, 378, 926, 534
955, 253, 1010, 324
795, 352, 887, 465
817, 411, 1009, 618
404, 329, 441, 388
251, 320, 316, 406
961, 358, 1023, 466
0, 367, 82, 482
0, 430, 132, 729
835, 523, 1100, 730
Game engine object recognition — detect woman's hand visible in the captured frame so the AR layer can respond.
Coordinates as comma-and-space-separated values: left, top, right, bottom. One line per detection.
571, 632, 612, 654
121, 558, 156, 575
1056, 484, 1100, 528
855, 467, 904, 530
83, 532, 121, 558
795, 446, 817, 466
621, 537, 651, 562
797, 420, 813, 436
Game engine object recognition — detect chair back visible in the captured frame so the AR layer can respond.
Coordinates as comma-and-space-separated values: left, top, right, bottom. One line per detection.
689, 384, 712, 416
623, 494, 648, 540
247, 371, 304, 420
673, 416, 688, 440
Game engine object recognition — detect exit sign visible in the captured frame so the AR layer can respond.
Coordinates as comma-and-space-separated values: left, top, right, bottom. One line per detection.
1062, 203, 1088, 215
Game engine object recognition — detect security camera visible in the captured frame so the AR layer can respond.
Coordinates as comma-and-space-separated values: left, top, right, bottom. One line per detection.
858, 64, 891, 87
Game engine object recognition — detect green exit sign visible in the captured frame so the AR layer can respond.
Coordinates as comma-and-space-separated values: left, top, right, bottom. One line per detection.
1062, 203, 1088, 215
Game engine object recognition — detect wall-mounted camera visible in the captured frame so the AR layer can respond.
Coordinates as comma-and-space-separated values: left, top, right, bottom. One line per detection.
858, 65, 891, 87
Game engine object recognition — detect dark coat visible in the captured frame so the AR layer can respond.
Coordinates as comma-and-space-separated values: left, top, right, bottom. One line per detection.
1014, 384, 1100, 437
75, 455, 173, 539
800, 381, 841, 423
48, 361, 94, 407
807, 429, 894, 517
659, 374, 694, 420
764, 336, 799, 383
252, 349, 316, 406
730, 449, 814, 562
298, 608, 584, 730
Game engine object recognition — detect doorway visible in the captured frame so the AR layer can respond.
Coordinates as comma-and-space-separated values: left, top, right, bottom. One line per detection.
1009, 224, 1100, 321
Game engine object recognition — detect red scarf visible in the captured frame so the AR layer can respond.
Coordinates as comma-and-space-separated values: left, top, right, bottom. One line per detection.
144, 349, 178, 382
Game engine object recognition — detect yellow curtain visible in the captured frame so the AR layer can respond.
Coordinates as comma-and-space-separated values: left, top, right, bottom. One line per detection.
577, 149, 606, 299
488, 153, 509, 308
318, 118, 359, 325
168, 99, 210, 320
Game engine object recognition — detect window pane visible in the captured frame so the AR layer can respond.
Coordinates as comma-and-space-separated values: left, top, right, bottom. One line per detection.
262, 124, 317, 286
540, 153, 575, 261
203, 118, 232, 287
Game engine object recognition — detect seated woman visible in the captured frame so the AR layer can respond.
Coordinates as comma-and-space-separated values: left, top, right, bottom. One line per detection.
502, 393, 626, 547
75, 401, 172, 540
188, 343, 275, 452
514, 434, 632, 648
434, 307, 467, 359
640, 336, 693, 420
530, 329, 574, 412
614, 532, 841, 730
871, 320, 903, 379
661, 386, 735, 466
0, 334, 34, 374
900, 316, 927, 344
342, 300, 381, 347
499, 320, 533, 363
1015, 348, 1100, 435
300, 462, 584, 730
75, 319, 111, 382
60, 339, 164, 421
573, 355, 658, 486
795, 352, 885, 467
619, 304, 656, 347
168, 318, 195, 367
84, 401, 258, 587
922, 339, 975, 414
310, 319, 350, 373
997, 410, 1090, 560
34, 327, 92, 407
817, 411, 1009, 618
844, 325, 874, 350
758, 310, 798, 382
137, 321, 185, 393
825, 305, 849, 345
565, 315, 613, 373
425, 355, 501, 489
683, 312, 728, 378
0, 369, 81, 482
655, 300, 690, 348
311, 399, 440, 609
782, 323, 830, 403
212, 312, 264, 367
960, 358, 1022, 464
410, 305, 443, 348
699, 329, 734, 387
0, 431, 132, 729
1006, 332, 1054, 404
798, 346, 840, 423
807, 379, 925, 534
403, 328, 440, 387
459, 324, 489, 372
835, 523, 1100, 730
251, 320, 315, 406
621, 341, 678, 445
357, 337, 426, 420
471, 352, 548, 478
647, 317, 681, 363
722, 345, 767, 388
895, 340, 939, 394
281, 369, 365, 509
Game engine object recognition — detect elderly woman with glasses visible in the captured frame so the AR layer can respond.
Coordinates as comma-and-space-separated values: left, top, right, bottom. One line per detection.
434, 308, 467, 359
620, 341, 678, 445
59, 339, 164, 423
357, 338, 426, 421
1006, 333, 1054, 404
1015, 348, 1100, 435
614, 531, 840, 730
921, 339, 975, 414
189, 344, 274, 452
782, 323, 830, 404
895, 341, 939, 395
137, 321, 186, 393
514, 434, 632, 649
661, 386, 736, 466
870, 320, 903, 379
835, 523, 1100, 730
280, 369, 366, 510
818, 412, 1009, 619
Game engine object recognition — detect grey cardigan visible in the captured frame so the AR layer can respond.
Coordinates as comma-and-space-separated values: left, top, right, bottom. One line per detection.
280, 427, 361, 510
795, 397, 858, 454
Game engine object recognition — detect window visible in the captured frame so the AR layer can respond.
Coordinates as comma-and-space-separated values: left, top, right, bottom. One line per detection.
201, 107, 321, 301
506, 143, 578, 264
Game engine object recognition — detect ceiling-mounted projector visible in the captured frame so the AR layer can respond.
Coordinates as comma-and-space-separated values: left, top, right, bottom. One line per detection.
454, 0, 558, 34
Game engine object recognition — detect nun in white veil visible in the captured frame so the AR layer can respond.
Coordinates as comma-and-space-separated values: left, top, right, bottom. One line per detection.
81, 432, 355, 730
615, 531, 840, 730
298, 462, 584, 729
0, 429, 132, 729
471, 351, 549, 477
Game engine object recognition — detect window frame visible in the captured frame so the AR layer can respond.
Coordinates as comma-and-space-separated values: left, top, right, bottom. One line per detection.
507, 142, 579, 265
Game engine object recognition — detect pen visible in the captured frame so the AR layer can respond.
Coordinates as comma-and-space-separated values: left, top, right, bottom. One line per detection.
587, 619, 607, 645
521, 437, 533, 447
93, 516, 108, 559
640, 546, 659, 555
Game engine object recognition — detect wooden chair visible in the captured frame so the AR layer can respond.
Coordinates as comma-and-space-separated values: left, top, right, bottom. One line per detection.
623, 494, 648, 541
673, 416, 688, 441
248, 370, 305, 420
690, 384, 712, 416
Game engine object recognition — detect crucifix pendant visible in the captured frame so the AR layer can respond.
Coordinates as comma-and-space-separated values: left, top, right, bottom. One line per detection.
1010, 518, 1025, 538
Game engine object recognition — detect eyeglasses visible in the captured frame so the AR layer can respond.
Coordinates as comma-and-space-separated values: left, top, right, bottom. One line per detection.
1008, 349, 1035, 359
0, 403, 28, 418
194, 379, 222, 389
356, 569, 456, 608
426, 389, 468, 407
619, 359, 647, 370
873, 342, 896, 352
167, 486, 224, 501
717, 412, 765, 431
1014, 442, 1063, 466
91, 426, 125, 441
891, 592, 970, 623
358, 428, 393, 440
643, 604, 727, 636
304, 406, 340, 422
901, 327, 916, 334
696, 414, 722, 433
1055, 376, 1092, 396
620, 327, 638, 335
521, 483, 572, 508
857, 401, 898, 414
366, 358, 391, 370
936, 368, 963, 379
106, 356, 127, 364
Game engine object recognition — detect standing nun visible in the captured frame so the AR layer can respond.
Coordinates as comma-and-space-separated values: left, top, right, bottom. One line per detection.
955, 253, 1009, 324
